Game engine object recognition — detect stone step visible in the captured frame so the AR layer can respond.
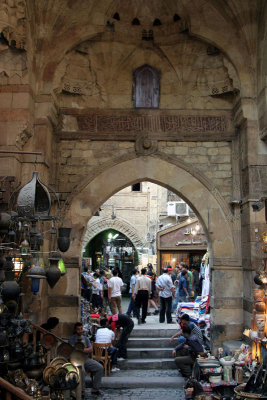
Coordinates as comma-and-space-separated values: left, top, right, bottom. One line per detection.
128, 337, 173, 348
128, 347, 173, 359
118, 358, 177, 370
86, 369, 183, 389
131, 327, 178, 338
101, 375, 183, 388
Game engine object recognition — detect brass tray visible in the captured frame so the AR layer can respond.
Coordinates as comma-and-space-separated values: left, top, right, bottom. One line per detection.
62, 362, 79, 375
57, 342, 73, 357
234, 384, 264, 399
66, 370, 80, 387
50, 356, 68, 368
43, 365, 56, 384
74, 342, 85, 351
70, 349, 87, 366
41, 333, 57, 350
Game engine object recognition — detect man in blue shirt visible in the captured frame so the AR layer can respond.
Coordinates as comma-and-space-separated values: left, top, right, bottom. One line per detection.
69, 322, 104, 396
178, 270, 189, 302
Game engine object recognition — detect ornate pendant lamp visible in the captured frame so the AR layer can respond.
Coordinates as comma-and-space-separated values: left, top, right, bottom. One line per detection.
17, 171, 51, 219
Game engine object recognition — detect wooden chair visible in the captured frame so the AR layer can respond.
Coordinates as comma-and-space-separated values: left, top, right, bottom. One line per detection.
92, 342, 112, 376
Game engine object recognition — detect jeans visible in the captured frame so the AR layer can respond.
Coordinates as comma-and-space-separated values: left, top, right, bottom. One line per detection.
135, 290, 149, 322
108, 346, 118, 367
179, 295, 188, 303
159, 296, 172, 323
171, 286, 180, 312
126, 296, 138, 317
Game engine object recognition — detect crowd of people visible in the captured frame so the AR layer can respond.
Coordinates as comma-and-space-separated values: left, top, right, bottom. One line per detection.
77, 261, 207, 396
81, 260, 205, 324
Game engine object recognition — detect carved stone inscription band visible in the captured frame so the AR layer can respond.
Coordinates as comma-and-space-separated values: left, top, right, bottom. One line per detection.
76, 114, 227, 134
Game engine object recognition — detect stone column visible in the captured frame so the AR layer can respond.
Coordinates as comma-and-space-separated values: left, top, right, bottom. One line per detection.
233, 97, 267, 330
210, 264, 243, 349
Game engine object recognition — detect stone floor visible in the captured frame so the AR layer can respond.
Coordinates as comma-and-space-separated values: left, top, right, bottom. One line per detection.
84, 387, 185, 399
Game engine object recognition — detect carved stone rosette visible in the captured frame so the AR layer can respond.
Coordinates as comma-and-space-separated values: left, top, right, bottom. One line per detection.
135, 136, 158, 156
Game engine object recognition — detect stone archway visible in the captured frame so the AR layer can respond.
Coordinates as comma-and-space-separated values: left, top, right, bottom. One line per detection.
60, 155, 242, 346
82, 216, 145, 251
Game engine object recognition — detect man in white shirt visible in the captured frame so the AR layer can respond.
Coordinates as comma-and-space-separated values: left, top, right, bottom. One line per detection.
95, 319, 120, 372
108, 268, 123, 314
156, 267, 175, 324
133, 268, 151, 324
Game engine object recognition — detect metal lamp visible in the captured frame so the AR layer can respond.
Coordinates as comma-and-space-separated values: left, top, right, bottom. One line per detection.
27, 258, 46, 295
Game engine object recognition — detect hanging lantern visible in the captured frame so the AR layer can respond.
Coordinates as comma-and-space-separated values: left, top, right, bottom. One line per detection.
27, 258, 46, 295
29, 223, 43, 251
20, 239, 30, 256
57, 228, 71, 253
58, 259, 66, 276
46, 251, 61, 289
17, 171, 51, 218
1, 281, 20, 301
8, 229, 16, 242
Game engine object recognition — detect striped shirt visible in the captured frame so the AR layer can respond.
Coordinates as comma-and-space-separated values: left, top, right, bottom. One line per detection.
188, 322, 203, 344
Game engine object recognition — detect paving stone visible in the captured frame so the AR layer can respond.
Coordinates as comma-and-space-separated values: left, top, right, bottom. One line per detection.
84, 388, 185, 400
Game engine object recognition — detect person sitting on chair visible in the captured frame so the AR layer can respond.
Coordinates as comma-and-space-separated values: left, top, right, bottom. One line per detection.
95, 318, 120, 372
69, 322, 104, 397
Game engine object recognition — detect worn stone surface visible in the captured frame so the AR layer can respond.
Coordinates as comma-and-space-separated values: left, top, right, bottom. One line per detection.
84, 388, 185, 400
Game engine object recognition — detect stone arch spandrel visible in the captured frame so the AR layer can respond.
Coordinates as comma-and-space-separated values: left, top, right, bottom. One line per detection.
63, 155, 238, 264
82, 216, 145, 250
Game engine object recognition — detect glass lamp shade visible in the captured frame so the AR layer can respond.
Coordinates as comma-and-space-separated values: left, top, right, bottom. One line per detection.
27, 265, 46, 279
20, 239, 30, 256
58, 259, 66, 275
31, 278, 40, 295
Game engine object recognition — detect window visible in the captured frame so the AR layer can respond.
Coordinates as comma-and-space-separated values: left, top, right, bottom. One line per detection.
132, 183, 141, 192
133, 65, 160, 108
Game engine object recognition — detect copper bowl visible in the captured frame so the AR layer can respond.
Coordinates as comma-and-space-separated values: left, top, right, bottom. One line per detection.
255, 301, 266, 313
253, 289, 264, 302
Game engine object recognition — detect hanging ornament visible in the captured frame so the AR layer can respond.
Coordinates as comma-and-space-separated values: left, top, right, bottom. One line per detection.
27, 258, 46, 295
58, 259, 66, 276
20, 239, 30, 256
57, 228, 71, 252
1, 281, 20, 301
46, 251, 61, 289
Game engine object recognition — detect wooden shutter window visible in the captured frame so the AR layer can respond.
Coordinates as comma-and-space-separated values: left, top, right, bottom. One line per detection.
133, 65, 160, 108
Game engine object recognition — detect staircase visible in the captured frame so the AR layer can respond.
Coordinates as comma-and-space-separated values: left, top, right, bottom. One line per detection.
100, 322, 184, 389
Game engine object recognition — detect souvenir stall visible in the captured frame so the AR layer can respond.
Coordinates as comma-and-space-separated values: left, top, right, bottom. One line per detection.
185, 231, 267, 400
156, 219, 207, 273
0, 171, 86, 399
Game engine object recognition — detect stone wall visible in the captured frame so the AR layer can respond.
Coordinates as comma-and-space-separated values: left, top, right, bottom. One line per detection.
57, 139, 233, 206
